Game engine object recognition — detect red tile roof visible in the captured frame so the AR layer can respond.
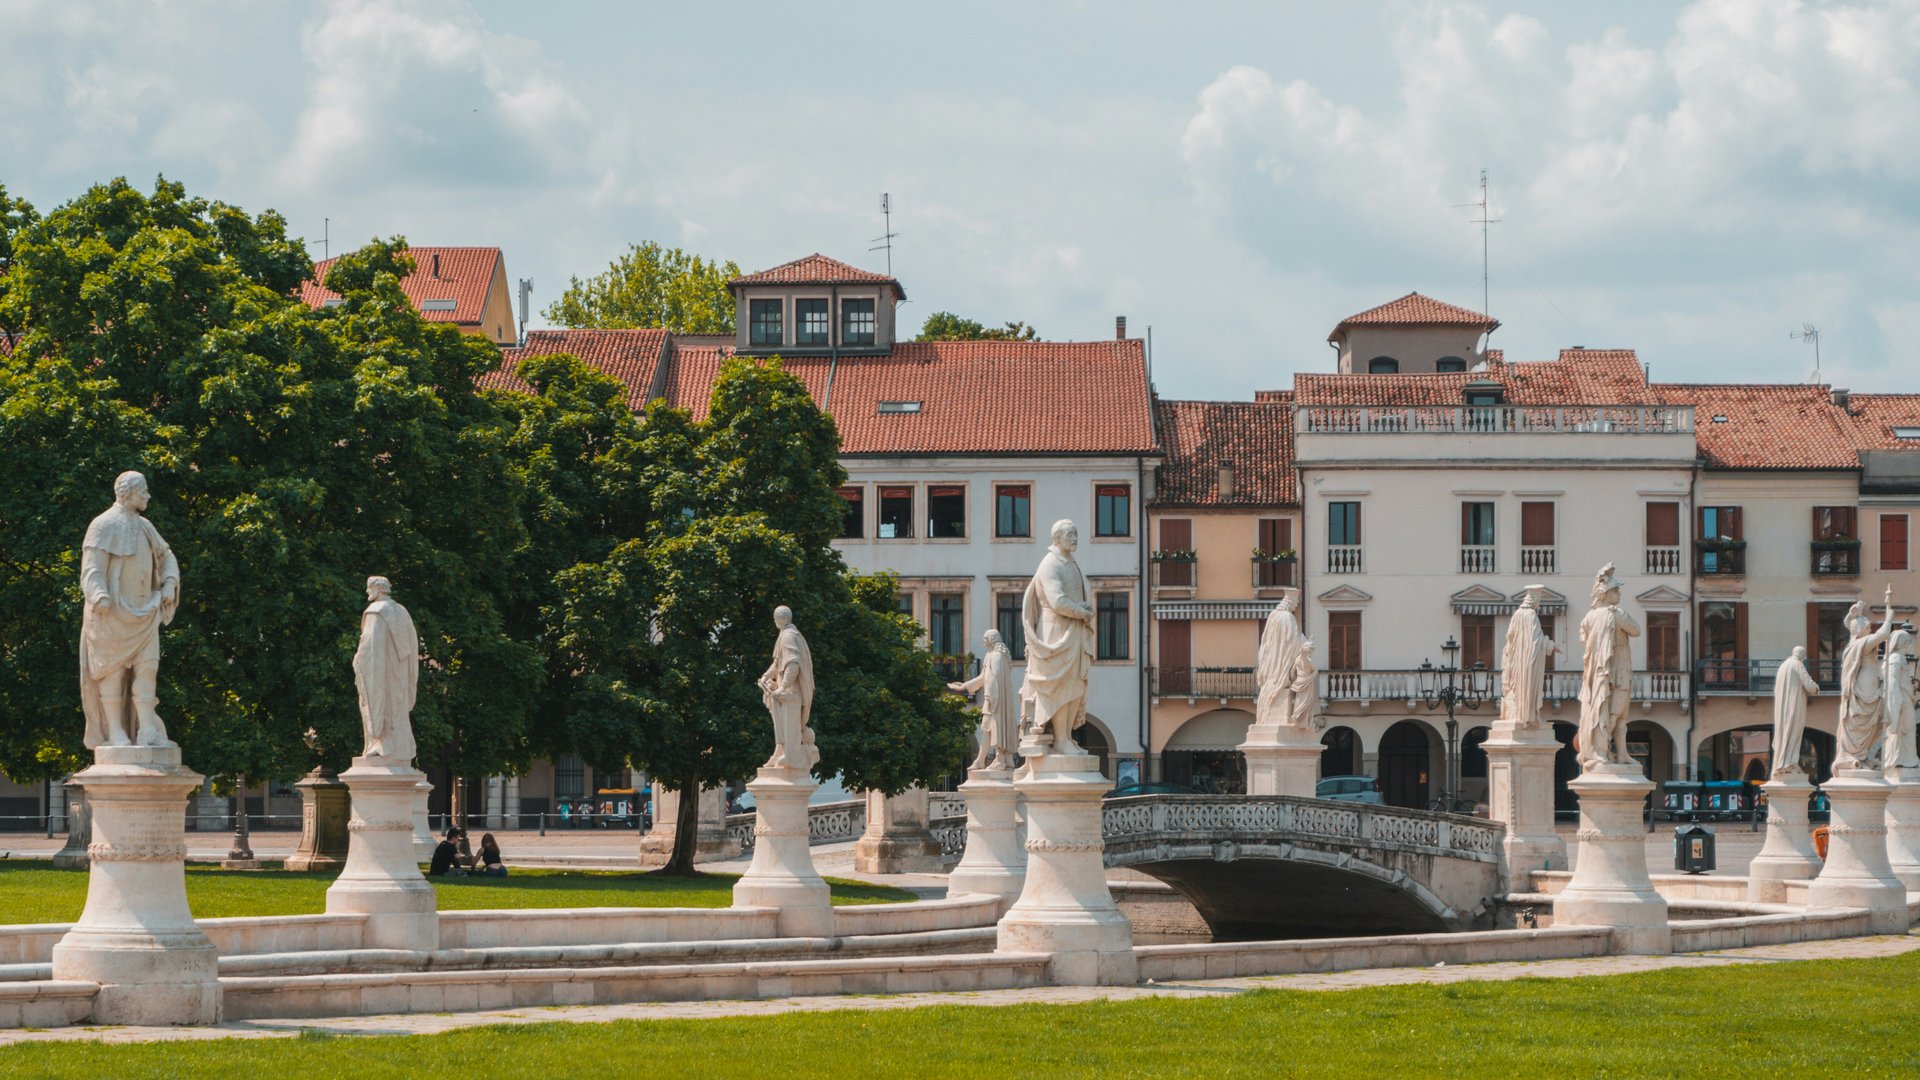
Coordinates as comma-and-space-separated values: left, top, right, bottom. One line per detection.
1152, 398, 1296, 507
1654, 382, 1860, 469
1847, 394, 1920, 450
1330, 292, 1498, 340
300, 246, 502, 327
729, 253, 905, 299
481, 329, 670, 410
1293, 349, 1654, 406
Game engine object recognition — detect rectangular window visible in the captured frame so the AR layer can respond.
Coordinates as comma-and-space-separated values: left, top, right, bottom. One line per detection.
1647, 612, 1680, 671
1812, 506, 1857, 540
1158, 619, 1191, 696
1884, 513, 1910, 571
1809, 601, 1853, 685
841, 298, 876, 346
837, 487, 863, 539
1812, 505, 1859, 575
1540, 615, 1557, 672
1095, 485, 1132, 537
927, 485, 966, 539
1697, 505, 1744, 575
1256, 517, 1294, 587
929, 593, 966, 657
1460, 614, 1495, 671
1327, 612, 1363, 670
1700, 506, 1742, 540
1096, 592, 1130, 660
1157, 518, 1193, 588
878, 486, 914, 539
894, 591, 915, 619
1328, 502, 1361, 546
995, 484, 1031, 538
554, 754, 585, 801
1646, 502, 1680, 545
1521, 502, 1555, 546
795, 298, 830, 345
749, 299, 782, 346
996, 592, 1026, 660
1698, 601, 1748, 687
1460, 502, 1496, 546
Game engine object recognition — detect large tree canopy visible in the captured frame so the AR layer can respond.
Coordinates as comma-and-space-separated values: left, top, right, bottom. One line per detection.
916, 311, 1039, 342
544, 242, 739, 333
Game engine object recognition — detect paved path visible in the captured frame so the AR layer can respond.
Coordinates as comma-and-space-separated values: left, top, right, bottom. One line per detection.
0, 933, 1911, 1047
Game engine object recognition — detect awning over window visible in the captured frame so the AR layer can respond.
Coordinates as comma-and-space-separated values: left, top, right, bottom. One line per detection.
1152, 600, 1279, 621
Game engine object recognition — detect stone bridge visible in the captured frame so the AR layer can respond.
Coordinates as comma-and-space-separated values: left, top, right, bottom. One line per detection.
1100, 795, 1504, 940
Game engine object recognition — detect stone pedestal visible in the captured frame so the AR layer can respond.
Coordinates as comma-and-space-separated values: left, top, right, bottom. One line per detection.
1806, 770, 1907, 932
1555, 765, 1668, 955
49, 745, 221, 1025
1884, 765, 1920, 891
731, 765, 833, 937
995, 750, 1135, 986
285, 767, 350, 873
326, 758, 437, 951
1238, 726, 1322, 799
51, 780, 91, 870
854, 787, 944, 874
1483, 722, 1568, 890
1747, 775, 1823, 902
639, 784, 739, 866
412, 779, 436, 860
947, 767, 1025, 907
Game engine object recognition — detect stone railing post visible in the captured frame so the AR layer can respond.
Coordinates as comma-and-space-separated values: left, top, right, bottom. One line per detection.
854, 787, 944, 874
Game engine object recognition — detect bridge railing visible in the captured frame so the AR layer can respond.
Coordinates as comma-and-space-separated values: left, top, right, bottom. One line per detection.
1101, 794, 1501, 862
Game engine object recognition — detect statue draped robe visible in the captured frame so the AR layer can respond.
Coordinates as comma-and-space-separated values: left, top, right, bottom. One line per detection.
1255, 604, 1313, 730
1837, 618, 1895, 769
761, 624, 816, 768
1576, 602, 1638, 768
354, 597, 419, 762
1020, 547, 1094, 742
1770, 652, 1819, 777
1499, 605, 1550, 730
79, 503, 179, 749
956, 644, 1015, 767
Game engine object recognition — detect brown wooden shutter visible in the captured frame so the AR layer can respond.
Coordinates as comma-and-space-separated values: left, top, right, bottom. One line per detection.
1258, 518, 1279, 553
1727, 507, 1743, 541
1648, 503, 1679, 546
1460, 504, 1473, 545
1735, 602, 1748, 661
1521, 502, 1554, 546
1159, 620, 1191, 695
1884, 513, 1910, 571
1279, 518, 1293, 551
1647, 612, 1679, 671
1328, 612, 1362, 670
1806, 602, 1820, 667
1461, 615, 1495, 670
1160, 518, 1191, 550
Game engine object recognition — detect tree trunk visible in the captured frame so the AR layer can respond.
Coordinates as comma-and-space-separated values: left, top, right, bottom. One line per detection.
656, 769, 703, 876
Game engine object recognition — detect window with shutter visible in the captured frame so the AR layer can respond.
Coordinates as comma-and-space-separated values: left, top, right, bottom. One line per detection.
1460, 615, 1495, 671
1883, 513, 1910, 571
1647, 612, 1680, 671
1521, 502, 1555, 546
1646, 502, 1680, 545
1327, 612, 1363, 671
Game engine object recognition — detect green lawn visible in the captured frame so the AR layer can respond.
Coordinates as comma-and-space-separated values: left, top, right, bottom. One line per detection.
0, 862, 910, 923
7, 949, 1918, 1076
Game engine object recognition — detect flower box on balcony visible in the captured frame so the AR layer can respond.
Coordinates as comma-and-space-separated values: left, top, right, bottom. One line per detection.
1694, 538, 1747, 552
1251, 549, 1298, 563
1151, 549, 1198, 563
1809, 538, 1862, 551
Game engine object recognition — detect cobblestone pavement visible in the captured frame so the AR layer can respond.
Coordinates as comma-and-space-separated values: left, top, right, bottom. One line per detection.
0, 933, 1911, 1047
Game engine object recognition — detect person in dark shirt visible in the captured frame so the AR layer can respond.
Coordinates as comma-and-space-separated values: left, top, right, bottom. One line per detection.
428, 827, 465, 876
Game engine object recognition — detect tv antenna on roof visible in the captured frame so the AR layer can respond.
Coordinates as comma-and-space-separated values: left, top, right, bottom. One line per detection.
1792, 323, 1822, 382
870, 193, 899, 277
1454, 169, 1500, 317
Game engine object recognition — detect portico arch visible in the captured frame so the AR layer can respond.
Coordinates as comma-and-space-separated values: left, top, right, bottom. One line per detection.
1072, 715, 1114, 779
1320, 725, 1361, 776
1379, 719, 1440, 809
1162, 708, 1252, 794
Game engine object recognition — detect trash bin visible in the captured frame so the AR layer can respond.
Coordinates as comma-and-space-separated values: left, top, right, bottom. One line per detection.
1675, 823, 1716, 874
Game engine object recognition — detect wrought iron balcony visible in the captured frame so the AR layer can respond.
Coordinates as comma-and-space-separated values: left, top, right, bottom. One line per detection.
1810, 542, 1861, 576
1696, 658, 1841, 695
1251, 556, 1297, 591
1151, 666, 1257, 699
1151, 558, 1197, 591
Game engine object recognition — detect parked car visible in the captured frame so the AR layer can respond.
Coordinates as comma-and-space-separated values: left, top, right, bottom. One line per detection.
1104, 781, 1200, 799
1316, 775, 1384, 804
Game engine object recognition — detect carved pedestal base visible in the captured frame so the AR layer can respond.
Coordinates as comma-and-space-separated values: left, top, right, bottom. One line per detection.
1806, 770, 1907, 933
50, 745, 220, 1025
1747, 776, 1822, 902
854, 787, 944, 874
1483, 723, 1567, 891
1883, 765, 1920, 891
411, 780, 437, 861
1556, 766, 1668, 955
51, 779, 91, 870
995, 751, 1135, 986
284, 768, 349, 873
731, 766, 833, 937
947, 767, 1025, 908
1238, 726, 1322, 799
326, 758, 437, 951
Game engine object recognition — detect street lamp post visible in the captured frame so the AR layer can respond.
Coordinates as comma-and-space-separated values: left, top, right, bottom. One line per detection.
1417, 636, 1491, 813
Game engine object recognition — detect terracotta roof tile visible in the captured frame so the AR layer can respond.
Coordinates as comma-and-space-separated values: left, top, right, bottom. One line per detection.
1152, 398, 1296, 507
1294, 349, 1654, 406
301, 246, 502, 327
1330, 292, 1498, 340
1846, 394, 1920, 451
1654, 382, 1860, 469
729, 253, 905, 299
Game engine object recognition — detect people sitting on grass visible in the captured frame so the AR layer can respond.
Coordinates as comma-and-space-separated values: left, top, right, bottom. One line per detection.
429, 826, 467, 877
476, 832, 507, 877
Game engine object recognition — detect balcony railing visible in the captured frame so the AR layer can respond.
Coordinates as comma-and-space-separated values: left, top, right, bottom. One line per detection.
1327, 545, 1363, 574
1151, 559, 1196, 590
1152, 666, 1256, 699
1696, 658, 1842, 695
1252, 557, 1297, 590
1695, 544, 1745, 576
1810, 544, 1861, 576
1318, 668, 1690, 704
1460, 545, 1497, 573
1297, 404, 1695, 436
1645, 545, 1682, 575
1519, 546, 1556, 575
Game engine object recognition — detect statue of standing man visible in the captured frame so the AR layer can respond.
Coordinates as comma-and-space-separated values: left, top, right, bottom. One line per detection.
1020, 520, 1097, 750
949, 628, 1016, 769
759, 605, 817, 771
353, 576, 421, 763
1254, 589, 1317, 731
1499, 585, 1560, 731
1576, 563, 1639, 771
1881, 621, 1918, 770
1835, 591, 1896, 770
1770, 646, 1819, 777
80, 471, 180, 749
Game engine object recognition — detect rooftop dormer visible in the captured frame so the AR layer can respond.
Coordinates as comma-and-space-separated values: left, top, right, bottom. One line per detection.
1328, 292, 1498, 375
728, 253, 907, 356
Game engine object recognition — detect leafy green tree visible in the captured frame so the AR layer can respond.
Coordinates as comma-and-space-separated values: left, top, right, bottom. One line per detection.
0, 178, 539, 787
916, 311, 1039, 342
555, 357, 971, 873
544, 242, 740, 333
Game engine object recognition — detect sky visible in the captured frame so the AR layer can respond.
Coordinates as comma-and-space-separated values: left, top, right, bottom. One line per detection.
5, 0, 1919, 398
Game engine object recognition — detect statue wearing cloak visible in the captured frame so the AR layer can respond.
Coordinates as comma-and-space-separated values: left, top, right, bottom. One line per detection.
353, 576, 420, 763
1020, 520, 1096, 746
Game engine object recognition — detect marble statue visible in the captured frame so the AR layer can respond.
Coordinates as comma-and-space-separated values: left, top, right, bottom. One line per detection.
1883, 623, 1919, 770
1575, 563, 1639, 770
759, 605, 817, 770
353, 576, 421, 762
1254, 591, 1318, 730
79, 470, 181, 749
950, 628, 1016, 769
1499, 585, 1561, 730
1835, 592, 1896, 770
1770, 646, 1819, 778
1019, 519, 1096, 748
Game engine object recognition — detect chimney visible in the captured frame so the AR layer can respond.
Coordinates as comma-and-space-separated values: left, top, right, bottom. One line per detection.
1218, 461, 1235, 499
432, 252, 441, 279
1831, 387, 1850, 409
1115, 315, 1127, 340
